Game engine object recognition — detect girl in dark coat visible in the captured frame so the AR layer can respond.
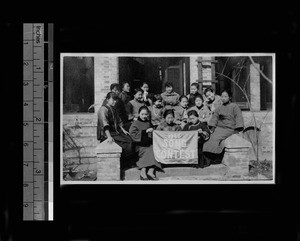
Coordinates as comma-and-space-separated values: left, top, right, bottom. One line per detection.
97, 92, 133, 158
156, 109, 182, 131
129, 106, 163, 180
183, 110, 211, 168
203, 90, 244, 164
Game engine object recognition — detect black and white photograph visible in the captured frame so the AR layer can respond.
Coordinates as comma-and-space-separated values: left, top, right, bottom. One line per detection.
61, 53, 275, 184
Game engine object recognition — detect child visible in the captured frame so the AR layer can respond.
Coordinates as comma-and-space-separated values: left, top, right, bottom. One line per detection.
161, 82, 180, 110
183, 110, 210, 168
173, 95, 189, 129
187, 82, 202, 108
140, 82, 152, 106
129, 106, 163, 180
156, 109, 182, 131
187, 94, 211, 123
127, 88, 146, 122
148, 94, 164, 129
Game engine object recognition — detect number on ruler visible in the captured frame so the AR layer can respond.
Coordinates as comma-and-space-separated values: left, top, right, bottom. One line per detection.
35, 117, 41, 121
23, 122, 28, 126
23, 61, 29, 66
35, 169, 42, 174
23, 184, 28, 187
23, 81, 29, 86
23, 142, 29, 147
24, 102, 28, 106
23, 204, 29, 207
24, 163, 29, 167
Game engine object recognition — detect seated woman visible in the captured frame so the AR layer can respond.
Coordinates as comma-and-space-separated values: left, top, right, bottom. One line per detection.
97, 92, 133, 159
156, 109, 182, 131
203, 86, 223, 123
129, 106, 163, 180
161, 81, 180, 111
202, 90, 244, 164
148, 94, 164, 129
187, 82, 202, 108
187, 94, 211, 123
173, 95, 189, 129
183, 110, 210, 168
140, 82, 153, 106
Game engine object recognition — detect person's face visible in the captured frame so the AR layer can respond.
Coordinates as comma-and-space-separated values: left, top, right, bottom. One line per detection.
221, 92, 230, 104
139, 109, 149, 121
195, 97, 203, 107
189, 114, 198, 125
190, 85, 198, 94
154, 100, 162, 108
112, 87, 120, 95
166, 86, 173, 94
205, 91, 215, 102
165, 114, 174, 124
123, 83, 130, 92
180, 98, 188, 108
134, 91, 143, 101
107, 97, 116, 106
141, 84, 149, 92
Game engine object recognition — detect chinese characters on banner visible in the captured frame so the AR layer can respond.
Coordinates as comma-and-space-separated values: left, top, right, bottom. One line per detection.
153, 130, 198, 164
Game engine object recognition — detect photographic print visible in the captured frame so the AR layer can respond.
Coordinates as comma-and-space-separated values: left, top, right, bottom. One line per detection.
60, 53, 275, 184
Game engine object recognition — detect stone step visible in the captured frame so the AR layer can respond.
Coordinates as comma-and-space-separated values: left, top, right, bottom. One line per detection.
63, 156, 98, 165
63, 126, 97, 137
64, 146, 97, 158
124, 164, 229, 180
64, 135, 99, 148
63, 113, 97, 127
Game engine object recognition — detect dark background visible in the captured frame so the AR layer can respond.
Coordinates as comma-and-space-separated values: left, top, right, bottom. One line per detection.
2, 4, 300, 241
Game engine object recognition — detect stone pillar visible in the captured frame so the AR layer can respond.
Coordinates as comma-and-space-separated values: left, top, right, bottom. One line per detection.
250, 63, 260, 111
223, 134, 252, 178
189, 56, 198, 85
96, 139, 122, 181
94, 56, 119, 114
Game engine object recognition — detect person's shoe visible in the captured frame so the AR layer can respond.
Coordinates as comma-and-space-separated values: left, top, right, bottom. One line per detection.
147, 174, 159, 180
140, 175, 149, 180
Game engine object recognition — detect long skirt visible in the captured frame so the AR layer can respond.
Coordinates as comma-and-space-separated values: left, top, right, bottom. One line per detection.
136, 145, 162, 170
202, 127, 235, 154
112, 133, 133, 158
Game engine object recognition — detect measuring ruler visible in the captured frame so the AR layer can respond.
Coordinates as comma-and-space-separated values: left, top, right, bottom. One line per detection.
23, 23, 53, 220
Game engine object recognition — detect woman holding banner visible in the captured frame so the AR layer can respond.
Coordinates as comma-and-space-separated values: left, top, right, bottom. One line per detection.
156, 109, 182, 131
183, 110, 211, 168
129, 106, 163, 180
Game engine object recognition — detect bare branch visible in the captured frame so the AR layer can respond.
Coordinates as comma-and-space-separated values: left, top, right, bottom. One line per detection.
249, 56, 272, 85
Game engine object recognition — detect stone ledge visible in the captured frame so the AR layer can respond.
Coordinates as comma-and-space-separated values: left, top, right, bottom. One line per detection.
96, 139, 122, 155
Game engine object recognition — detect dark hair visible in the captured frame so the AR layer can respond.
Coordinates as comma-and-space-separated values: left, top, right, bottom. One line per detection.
187, 110, 199, 117
191, 82, 199, 89
141, 82, 149, 88
194, 94, 204, 102
204, 86, 215, 96
106, 92, 118, 100
165, 82, 173, 88
133, 88, 143, 96
163, 109, 175, 119
110, 83, 121, 92
138, 106, 149, 114
179, 95, 188, 102
152, 94, 162, 102
221, 89, 232, 97
121, 82, 130, 89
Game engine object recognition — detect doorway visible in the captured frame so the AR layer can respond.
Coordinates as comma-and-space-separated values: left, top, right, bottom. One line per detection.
118, 57, 190, 96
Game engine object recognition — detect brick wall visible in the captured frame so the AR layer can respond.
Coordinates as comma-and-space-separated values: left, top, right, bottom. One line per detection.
94, 56, 119, 113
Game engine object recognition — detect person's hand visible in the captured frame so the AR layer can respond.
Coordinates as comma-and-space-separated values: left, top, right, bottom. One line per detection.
133, 117, 138, 121
107, 137, 114, 144
198, 128, 203, 133
123, 129, 130, 135
146, 128, 154, 133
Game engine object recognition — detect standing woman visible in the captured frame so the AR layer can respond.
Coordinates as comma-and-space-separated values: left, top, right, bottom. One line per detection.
161, 82, 180, 111
127, 88, 146, 122
156, 109, 182, 131
97, 92, 133, 158
129, 106, 163, 180
203, 90, 244, 164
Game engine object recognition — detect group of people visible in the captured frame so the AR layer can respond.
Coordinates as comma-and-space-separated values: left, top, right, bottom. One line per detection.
97, 81, 244, 180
